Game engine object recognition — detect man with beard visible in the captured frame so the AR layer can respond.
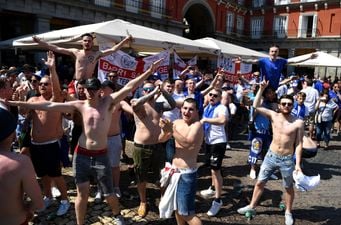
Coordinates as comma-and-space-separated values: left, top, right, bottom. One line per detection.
237, 81, 304, 225
6, 58, 163, 225
32, 33, 132, 81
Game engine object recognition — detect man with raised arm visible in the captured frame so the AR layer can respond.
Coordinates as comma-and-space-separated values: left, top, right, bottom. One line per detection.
16, 51, 70, 216
0, 108, 44, 225
158, 98, 204, 225
130, 81, 176, 217
6, 59, 163, 225
237, 81, 304, 225
33, 33, 132, 80
237, 44, 316, 90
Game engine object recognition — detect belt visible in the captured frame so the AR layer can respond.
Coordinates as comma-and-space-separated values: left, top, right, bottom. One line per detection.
134, 143, 156, 149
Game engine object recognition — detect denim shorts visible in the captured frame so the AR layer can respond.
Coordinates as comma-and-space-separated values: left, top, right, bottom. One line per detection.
73, 153, 114, 197
258, 149, 294, 188
176, 171, 197, 216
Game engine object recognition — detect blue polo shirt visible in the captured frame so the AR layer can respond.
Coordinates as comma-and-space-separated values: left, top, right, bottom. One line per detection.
259, 57, 288, 90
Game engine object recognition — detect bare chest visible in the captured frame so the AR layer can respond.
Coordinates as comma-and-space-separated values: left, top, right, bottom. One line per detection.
77, 52, 97, 65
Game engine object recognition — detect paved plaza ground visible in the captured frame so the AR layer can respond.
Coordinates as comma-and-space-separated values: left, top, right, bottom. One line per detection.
29, 132, 341, 225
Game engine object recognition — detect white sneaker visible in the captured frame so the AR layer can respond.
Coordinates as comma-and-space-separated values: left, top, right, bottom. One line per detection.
114, 187, 122, 198
112, 215, 125, 225
207, 200, 223, 216
226, 143, 231, 150
94, 191, 102, 203
56, 200, 70, 216
237, 205, 255, 214
200, 186, 215, 198
52, 187, 61, 198
249, 170, 257, 179
285, 212, 294, 225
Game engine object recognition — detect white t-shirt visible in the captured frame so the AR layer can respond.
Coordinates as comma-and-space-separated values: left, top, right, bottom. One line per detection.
157, 93, 184, 122
204, 104, 229, 144
301, 86, 319, 114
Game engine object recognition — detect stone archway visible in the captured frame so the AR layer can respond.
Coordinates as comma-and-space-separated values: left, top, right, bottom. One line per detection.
183, 1, 215, 40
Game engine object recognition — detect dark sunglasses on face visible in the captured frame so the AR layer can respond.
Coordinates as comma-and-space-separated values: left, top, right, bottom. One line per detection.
39, 82, 50, 86
31, 79, 38, 83
209, 93, 218, 98
280, 102, 293, 107
143, 87, 154, 92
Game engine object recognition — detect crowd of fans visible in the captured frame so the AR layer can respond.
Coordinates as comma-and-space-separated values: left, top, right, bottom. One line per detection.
0, 39, 340, 225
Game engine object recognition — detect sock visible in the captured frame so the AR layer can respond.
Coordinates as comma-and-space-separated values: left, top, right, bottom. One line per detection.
214, 198, 221, 203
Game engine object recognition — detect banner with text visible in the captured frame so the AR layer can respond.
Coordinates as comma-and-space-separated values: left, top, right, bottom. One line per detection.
217, 54, 252, 83
98, 43, 170, 85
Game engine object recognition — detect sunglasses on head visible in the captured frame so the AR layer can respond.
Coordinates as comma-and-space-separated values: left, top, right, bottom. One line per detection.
143, 87, 154, 92
280, 102, 293, 107
39, 82, 50, 86
209, 93, 218, 98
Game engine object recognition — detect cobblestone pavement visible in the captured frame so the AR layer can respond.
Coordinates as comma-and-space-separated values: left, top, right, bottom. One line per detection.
29, 132, 341, 225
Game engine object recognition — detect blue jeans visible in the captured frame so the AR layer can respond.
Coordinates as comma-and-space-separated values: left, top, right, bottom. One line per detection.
316, 120, 333, 144
258, 150, 294, 188
176, 171, 197, 216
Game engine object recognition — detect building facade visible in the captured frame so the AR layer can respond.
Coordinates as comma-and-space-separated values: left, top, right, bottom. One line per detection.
1, 0, 340, 76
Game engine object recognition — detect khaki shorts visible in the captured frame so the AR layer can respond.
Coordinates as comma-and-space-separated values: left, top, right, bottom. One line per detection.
133, 143, 164, 183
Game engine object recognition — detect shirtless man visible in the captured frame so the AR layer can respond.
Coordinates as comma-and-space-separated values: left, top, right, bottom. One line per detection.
131, 81, 176, 217
159, 98, 204, 225
0, 108, 44, 225
97, 80, 133, 200
20, 51, 70, 216
237, 81, 304, 225
7, 59, 162, 225
33, 33, 132, 80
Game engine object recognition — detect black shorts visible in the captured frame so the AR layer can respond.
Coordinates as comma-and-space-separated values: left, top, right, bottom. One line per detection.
205, 142, 226, 170
30, 141, 62, 177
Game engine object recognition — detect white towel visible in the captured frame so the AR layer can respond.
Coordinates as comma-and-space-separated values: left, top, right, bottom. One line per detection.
159, 172, 181, 218
293, 171, 320, 192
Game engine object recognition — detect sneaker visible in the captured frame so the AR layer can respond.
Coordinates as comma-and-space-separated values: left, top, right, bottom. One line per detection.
237, 205, 255, 215
113, 215, 125, 225
207, 200, 223, 216
37, 196, 52, 212
94, 191, 102, 203
200, 186, 216, 198
226, 143, 231, 150
249, 170, 257, 179
114, 187, 122, 198
56, 200, 70, 216
52, 187, 61, 198
285, 212, 294, 225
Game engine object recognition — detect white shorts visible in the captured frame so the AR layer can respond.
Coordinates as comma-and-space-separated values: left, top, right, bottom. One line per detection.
107, 134, 122, 167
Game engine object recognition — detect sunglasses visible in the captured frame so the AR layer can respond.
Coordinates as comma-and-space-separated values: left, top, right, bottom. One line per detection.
31, 79, 38, 83
143, 87, 154, 92
280, 102, 293, 107
209, 93, 219, 98
39, 82, 50, 86
108, 75, 117, 78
